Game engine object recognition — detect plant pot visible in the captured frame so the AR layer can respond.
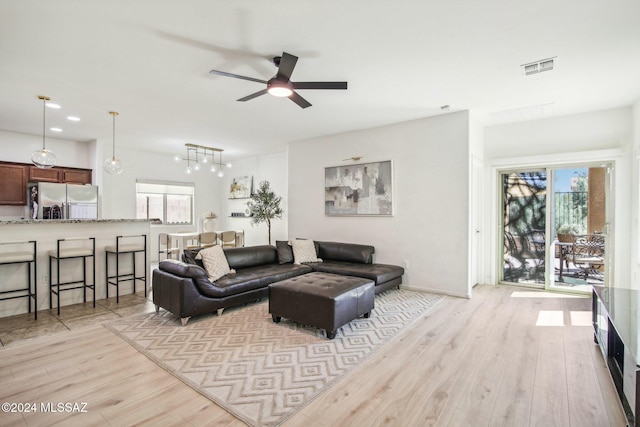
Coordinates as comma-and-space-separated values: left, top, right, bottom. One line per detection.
557, 233, 574, 243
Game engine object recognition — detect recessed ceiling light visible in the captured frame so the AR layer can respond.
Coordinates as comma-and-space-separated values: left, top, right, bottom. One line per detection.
46, 103, 61, 109
50, 127, 63, 132
67, 116, 80, 122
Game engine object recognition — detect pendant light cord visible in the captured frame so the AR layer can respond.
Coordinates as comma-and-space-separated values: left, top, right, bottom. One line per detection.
42, 97, 46, 150
112, 113, 116, 159
109, 111, 119, 159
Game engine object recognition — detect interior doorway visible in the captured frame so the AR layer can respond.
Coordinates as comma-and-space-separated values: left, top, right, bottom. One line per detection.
500, 163, 611, 294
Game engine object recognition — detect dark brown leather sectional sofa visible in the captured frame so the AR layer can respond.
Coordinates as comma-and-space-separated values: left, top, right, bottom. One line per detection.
152, 241, 404, 325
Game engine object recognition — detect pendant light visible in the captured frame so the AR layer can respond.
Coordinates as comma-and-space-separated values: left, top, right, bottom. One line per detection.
31, 95, 57, 168
103, 111, 123, 175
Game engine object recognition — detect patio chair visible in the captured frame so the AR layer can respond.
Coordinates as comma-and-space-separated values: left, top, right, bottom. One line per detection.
523, 230, 546, 268
567, 234, 605, 280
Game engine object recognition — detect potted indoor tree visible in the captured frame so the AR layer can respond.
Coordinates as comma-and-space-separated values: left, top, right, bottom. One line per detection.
247, 180, 283, 245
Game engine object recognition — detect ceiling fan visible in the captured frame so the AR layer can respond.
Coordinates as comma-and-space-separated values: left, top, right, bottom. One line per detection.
209, 52, 347, 108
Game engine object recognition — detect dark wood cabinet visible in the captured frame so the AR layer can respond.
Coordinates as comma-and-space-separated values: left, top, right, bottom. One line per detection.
0, 162, 28, 205
28, 166, 62, 183
61, 168, 92, 184
0, 162, 93, 205
28, 165, 92, 184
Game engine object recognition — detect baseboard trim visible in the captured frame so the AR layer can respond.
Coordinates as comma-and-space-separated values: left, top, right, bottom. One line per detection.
400, 284, 470, 299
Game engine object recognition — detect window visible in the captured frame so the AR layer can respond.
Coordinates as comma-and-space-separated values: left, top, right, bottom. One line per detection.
136, 180, 194, 225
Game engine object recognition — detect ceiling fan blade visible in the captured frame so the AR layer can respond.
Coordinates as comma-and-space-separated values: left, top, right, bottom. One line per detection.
209, 69, 267, 84
293, 82, 348, 90
289, 91, 312, 109
276, 52, 298, 81
237, 89, 268, 102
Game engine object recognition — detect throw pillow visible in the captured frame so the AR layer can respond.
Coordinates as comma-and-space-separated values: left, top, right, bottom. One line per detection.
275, 240, 294, 264
196, 245, 236, 282
290, 239, 322, 264
183, 248, 204, 268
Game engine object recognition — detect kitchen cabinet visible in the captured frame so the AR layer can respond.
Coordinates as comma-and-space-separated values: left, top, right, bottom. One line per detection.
28, 166, 62, 183
61, 168, 92, 184
28, 165, 92, 184
0, 162, 93, 205
0, 162, 28, 205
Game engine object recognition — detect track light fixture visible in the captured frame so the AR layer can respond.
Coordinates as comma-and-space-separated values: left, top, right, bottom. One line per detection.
176, 143, 231, 177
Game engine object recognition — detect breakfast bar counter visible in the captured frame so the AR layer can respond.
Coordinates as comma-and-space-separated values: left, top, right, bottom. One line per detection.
0, 219, 152, 318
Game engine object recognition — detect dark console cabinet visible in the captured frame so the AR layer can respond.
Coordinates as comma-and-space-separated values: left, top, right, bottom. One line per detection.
593, 286, 640, 426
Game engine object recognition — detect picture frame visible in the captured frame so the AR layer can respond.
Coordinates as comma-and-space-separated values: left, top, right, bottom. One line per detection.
324, 160, 393, 216
229, 176, 253, 199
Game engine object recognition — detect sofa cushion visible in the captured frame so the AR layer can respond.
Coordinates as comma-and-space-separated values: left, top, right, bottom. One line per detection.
316, 241, 374, 264
308, 261, 404, 285
291, 239, 322, 264
224, 245, 278, 270
159, 259, 207, 279
197, 245, 236, 282
275, 240, 294, 264
209, 264, 313, 298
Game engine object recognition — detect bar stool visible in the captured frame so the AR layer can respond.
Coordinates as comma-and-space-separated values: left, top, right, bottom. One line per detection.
49, 237, 95, 316
0, 240, 37, 320
105, 234, 147, 303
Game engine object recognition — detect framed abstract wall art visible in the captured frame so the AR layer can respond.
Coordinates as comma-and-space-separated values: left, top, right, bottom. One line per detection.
324, 160, 393, 216
229, 176, 253, 199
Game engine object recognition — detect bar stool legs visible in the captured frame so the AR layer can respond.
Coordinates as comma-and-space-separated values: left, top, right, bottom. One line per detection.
0, 240, 37, 320
49, 238, 96, 316
106, 235, 147, 303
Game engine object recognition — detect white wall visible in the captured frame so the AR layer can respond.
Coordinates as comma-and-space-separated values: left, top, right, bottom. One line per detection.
288, 111, 471, 297
631, 99, 640, 289
218, 152, 288, 246
485, 108, 631, 159
483, 107, 634, 289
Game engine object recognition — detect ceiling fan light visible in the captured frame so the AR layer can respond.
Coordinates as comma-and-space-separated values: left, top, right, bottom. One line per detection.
267, 84, 293, 97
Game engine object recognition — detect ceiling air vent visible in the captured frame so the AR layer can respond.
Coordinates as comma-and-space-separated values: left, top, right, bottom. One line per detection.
522, 57, 556, 75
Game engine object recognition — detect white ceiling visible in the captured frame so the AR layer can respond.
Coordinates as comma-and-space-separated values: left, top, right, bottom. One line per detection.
1, 1, 639, 163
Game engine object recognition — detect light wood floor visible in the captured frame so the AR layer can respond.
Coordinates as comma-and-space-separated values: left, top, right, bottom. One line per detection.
0, 284, 626, 426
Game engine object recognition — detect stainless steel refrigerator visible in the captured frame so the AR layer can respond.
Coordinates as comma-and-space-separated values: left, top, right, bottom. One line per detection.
37, 182, 99, 219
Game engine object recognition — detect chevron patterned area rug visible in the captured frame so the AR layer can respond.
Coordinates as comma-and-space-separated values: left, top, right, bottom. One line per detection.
105, 289, 445, 426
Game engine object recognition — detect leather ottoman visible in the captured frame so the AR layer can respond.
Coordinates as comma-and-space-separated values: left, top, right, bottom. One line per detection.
269, 272, 375, 339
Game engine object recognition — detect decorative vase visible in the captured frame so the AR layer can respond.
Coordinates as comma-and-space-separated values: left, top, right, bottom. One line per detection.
200, 218, 216, 232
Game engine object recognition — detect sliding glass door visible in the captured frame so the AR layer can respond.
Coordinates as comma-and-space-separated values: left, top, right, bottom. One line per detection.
548, 165, 609, 293
500, 163, 611, 293
501, 170, 547, 286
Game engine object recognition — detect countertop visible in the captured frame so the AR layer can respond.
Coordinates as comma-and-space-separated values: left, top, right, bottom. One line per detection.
0, 218, 158, 225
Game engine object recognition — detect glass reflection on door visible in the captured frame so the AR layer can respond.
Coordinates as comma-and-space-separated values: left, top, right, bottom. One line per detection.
502, 170, 547, 285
